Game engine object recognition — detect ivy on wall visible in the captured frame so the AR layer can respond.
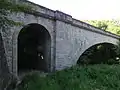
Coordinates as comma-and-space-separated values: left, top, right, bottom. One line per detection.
0, 0, 33, 29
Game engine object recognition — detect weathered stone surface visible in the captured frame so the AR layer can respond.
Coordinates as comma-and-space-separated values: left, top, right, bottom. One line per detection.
55, 20, 119, 70
0, 0, 120, 76
0, 32, 13, 90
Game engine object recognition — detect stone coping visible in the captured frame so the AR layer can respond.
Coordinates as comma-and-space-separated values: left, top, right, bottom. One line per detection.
20, 0, 120, 39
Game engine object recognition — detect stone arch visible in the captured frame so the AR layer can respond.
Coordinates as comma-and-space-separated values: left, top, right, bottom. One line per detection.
77, 42, 117, 64
12, 23, 51, 75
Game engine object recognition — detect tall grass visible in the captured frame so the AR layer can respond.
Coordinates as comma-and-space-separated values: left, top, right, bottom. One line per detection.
17, 64, 120, 90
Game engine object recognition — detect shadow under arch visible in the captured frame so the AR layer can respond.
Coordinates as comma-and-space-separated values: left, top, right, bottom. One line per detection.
18, 23, 51, 74
77, 42, 117, 65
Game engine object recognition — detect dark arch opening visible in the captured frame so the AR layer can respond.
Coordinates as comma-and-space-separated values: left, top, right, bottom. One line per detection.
18, 23, 51, 73
77, 43, 118, 65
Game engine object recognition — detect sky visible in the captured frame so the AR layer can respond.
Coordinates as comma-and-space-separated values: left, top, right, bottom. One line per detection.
28, 0, 120, 20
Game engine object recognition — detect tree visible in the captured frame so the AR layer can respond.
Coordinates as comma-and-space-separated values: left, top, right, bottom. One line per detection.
84, 19, 120, 35
84, 20, 108, 30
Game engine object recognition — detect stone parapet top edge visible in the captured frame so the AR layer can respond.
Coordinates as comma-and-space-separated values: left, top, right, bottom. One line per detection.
72, 19, 120, 39
24, 0, 55, 13
24, 0, 120, 39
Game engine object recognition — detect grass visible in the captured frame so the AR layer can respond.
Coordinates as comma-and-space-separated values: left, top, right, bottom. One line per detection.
17, 64, 120, 90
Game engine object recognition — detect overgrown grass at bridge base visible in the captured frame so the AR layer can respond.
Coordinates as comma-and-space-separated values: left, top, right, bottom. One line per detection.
17, 64, 120, 90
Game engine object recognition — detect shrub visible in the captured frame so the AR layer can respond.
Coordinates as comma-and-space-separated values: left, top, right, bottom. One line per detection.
17, 64, 120, 90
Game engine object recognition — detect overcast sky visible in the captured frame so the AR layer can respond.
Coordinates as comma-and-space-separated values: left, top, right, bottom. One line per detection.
29, 0, 120, 20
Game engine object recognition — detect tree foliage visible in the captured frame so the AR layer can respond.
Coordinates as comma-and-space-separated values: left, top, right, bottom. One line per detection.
84, 19, 120, 35
78, 43, 118, 65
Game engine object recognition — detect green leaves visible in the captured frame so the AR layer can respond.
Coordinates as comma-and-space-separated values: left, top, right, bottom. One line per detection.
84, 19, 120, 35
84, 20, 108, 30
17, 65, 120, 90
0, 0, 33, 29
0, 0, 32, 12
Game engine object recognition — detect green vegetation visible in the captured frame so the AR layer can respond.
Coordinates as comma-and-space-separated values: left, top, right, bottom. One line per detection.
77, 43, 119, 65
0, 0, 33, 90
84, 19, 120, 35
1, 1, 120, 90
16, 26, 120, 90
17, 64, 120, 90
0, 0, 33, 30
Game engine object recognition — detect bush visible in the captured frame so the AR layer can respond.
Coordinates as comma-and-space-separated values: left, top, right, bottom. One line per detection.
17, 64, 120, 90
106, 59, 119, 65
78, 43, 119, 65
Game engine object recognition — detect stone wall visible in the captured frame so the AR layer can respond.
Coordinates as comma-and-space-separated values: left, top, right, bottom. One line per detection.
0, 32, 11, 89
0, 0, 120, 74
0, 32, 9, 74
4, 13, 56, 75
55, 20, 119, 70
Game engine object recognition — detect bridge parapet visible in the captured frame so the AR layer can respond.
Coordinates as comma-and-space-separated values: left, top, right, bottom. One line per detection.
21, 0, 120, 39
72, 19, 120, 39
20, 0, 55, 18
55, 11, 72, 23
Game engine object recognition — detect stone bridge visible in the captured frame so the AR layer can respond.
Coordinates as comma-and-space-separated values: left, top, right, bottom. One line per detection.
0, 0, 120, 76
